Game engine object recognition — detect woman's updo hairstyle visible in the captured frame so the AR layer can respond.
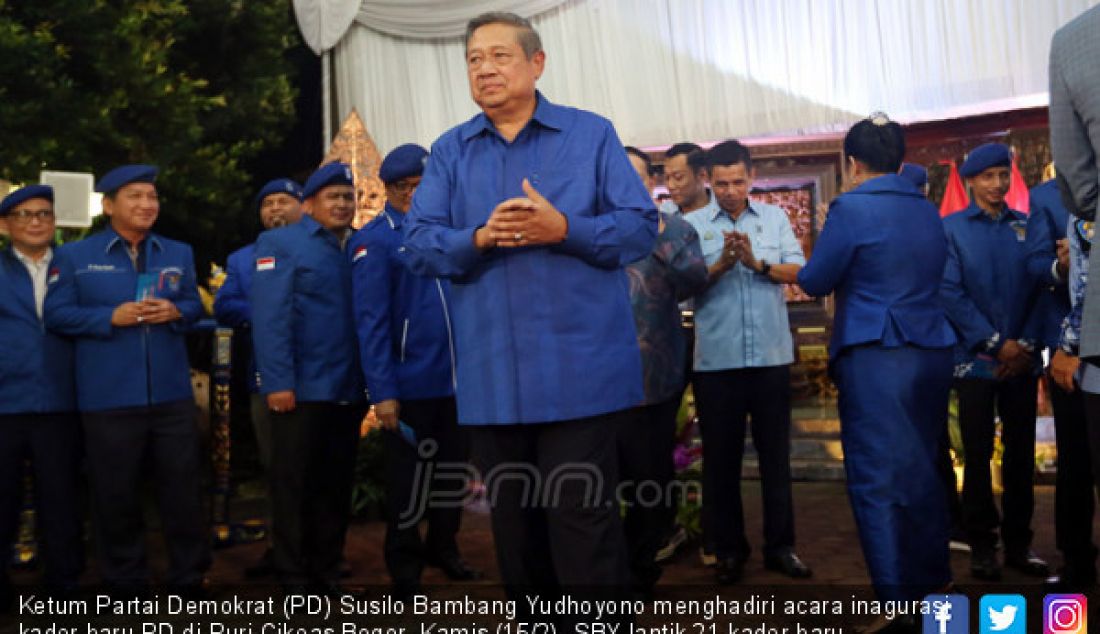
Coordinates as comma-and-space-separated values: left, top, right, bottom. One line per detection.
843, 112, 906, 174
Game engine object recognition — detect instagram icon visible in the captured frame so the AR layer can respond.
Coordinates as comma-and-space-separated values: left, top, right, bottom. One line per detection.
1045, 595, 1087, 634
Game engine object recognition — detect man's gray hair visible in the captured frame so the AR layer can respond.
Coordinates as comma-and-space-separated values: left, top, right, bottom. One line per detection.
465, 12, 543, 59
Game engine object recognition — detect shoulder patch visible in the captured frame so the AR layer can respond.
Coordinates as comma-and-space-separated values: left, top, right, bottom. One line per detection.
256, 257, 276, 271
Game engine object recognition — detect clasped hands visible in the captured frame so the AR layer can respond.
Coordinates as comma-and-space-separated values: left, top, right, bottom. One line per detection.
715, 230, 761, 273
110, 298, 182, 327
474, 179, 568, 250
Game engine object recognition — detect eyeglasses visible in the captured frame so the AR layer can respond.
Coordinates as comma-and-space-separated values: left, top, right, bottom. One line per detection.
389, 180, 421, 194
7, 209, 55, 223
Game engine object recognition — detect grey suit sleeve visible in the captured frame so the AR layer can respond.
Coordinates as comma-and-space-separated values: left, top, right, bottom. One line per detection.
1049, 32, 1099, 221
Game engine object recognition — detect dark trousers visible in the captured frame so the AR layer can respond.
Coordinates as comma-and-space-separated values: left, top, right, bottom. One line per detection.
937, 419, 964, 537
269, 400, 363, 585
384, 396, 469, 586
618, 396, 679, 590
83, 400, 209, 586
954, 376, 1038, 555
0, 413, 83, 589
473, 412, 630, 608
695, 365, 795, 561
1049, 378, 1096, 575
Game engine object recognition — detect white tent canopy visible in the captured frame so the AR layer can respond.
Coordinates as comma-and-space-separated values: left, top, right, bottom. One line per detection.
296, 0, 1099, 155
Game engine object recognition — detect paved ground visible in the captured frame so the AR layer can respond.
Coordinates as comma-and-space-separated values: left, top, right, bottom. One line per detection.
5, 481, 1090, 632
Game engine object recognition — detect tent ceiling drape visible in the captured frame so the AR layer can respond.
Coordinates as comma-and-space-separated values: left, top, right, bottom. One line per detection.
293, 0, 569, 53
298, 0, 1100, 155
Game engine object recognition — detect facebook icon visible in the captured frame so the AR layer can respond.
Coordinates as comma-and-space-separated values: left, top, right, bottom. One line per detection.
924, 594, 970, 634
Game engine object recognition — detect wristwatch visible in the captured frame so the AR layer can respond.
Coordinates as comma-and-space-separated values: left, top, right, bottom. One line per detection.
759, 260, 771, 276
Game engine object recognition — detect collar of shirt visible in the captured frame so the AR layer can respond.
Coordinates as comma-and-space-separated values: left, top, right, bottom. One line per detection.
12, 245, 53, 319
660, 189, 716, 217
103, 226, 162, 255
710, 200, 759, 224
459, 91, 567, 142
301, 213, 353, 249
11, 245, 52, 269
849, 173, 928, 199
381, 202, 405, 230
964, 202, 1023, 223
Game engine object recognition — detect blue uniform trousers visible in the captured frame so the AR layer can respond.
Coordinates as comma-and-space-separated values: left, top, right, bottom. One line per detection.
269, 401, 364, 585
383, 396, 468, 588
0, 413, 83, 589
834, 344, 952, 601
82, 400, 209, 587
955, 375, 1038, 555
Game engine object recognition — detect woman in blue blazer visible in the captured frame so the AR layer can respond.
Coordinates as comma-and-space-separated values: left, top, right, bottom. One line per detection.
797, 116, 957, 612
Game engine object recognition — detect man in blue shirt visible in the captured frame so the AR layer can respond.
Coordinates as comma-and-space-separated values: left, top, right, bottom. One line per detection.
1029, 174, 1096, 590
213, 177, 302, 579
940, 142, 1048, 581
403, 12, 656, 604
351, 144, 479, 598
45, 165, 210, 594
214, 178, 302, 468
250, 162, 366, 593
0, 185, 82, 606
683, 140, 810, 585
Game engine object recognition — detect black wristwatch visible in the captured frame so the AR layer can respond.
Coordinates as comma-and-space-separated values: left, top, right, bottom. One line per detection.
759, 260, 771, 276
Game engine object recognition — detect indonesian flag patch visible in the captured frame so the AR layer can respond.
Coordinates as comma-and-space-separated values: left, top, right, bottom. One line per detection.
353, 245, 368, 262
256, 257, 276, 271
48, 268, 60, 284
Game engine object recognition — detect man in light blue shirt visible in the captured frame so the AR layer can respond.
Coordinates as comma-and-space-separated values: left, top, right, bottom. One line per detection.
683, 140, 810, 585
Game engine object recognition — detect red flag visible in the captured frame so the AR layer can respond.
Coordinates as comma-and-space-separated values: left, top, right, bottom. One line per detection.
939, 161, 968, 217
1005, 156, 1030, 213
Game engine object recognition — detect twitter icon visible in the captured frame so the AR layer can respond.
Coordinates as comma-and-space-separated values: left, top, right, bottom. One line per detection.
981, 595, 1026, 634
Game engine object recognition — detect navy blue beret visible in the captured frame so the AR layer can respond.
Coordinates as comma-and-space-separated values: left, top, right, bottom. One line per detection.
0, 184, 54, 217
95, 164, 158, 194
379, 144, 428, 184
898, 163, 928, 188
302, 162, 354, 200
254, 178, 303, 210
960, 143, 1011, 178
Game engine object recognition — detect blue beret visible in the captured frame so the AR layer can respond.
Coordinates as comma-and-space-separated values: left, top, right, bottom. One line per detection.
379, 144, 429, 184
898, 163, 928, 188
0, 184, 53, 217
960, 143, 1011, 178
95, 164, 158, 194
302, 162, 354, 200
253, 178, 303, 210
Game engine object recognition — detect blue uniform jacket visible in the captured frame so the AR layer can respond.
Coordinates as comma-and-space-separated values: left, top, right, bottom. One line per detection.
250, 214, 365, 404
214, 242, 261, 391
403, 93, 656, 425
214, 243, 254, 329
0, 248, 76, 414
940, 203, 1043, 372
44, 229, 202, 412
350, 205, 455, 403
1025, 179, 1072, 350
797, 174, 956, 359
